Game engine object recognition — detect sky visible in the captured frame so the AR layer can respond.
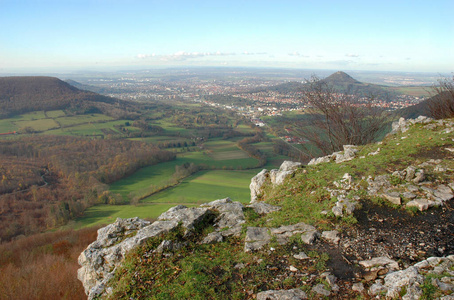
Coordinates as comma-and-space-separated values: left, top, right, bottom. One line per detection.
0, 0, 453, 73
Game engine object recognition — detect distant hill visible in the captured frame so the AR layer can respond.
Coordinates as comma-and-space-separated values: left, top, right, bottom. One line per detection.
252, 71, 397, 99
396, 91, 454, 119
0, 76, 128, 117
65, 79, 108, 94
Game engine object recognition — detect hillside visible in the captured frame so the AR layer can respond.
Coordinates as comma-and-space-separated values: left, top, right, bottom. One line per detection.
0, 76, 128, 117
78, 116, 454, 299
252, 71, 397, 99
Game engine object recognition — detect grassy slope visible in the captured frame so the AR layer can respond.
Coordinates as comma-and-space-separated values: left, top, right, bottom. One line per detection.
108, 118, 454, 299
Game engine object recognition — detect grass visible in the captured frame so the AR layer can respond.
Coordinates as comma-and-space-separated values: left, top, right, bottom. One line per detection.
71, 203, 182, 229
142, 169, 257, 205
55, 113, 114, 127
45, 110, 66, 118
0, 119, 18, 133
109, 160, 186, 200
15, 118, 60, 131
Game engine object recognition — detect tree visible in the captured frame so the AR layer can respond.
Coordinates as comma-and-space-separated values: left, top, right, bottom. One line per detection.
428, 76, 454, 119
296, 76, 388, 155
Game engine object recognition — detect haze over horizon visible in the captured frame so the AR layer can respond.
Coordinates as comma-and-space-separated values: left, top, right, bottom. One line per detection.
1, 0, 453, 74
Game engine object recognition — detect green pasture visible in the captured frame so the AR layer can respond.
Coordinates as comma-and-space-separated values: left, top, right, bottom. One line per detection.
203, 139, 250, 161
16, 111, 47, 120
45, 110, 66, 118
15, 118, 59, 131
391, 86, 431, 97
55, 114, 114, 127
43, 120, 127, 136
179, 151, 259, 169
72, 203, 183, 229
0, 119, 18, 133
151, 119, 192, 135
235, 124, 255, 134
143, 169, 257, 205
109, 160, 185, 199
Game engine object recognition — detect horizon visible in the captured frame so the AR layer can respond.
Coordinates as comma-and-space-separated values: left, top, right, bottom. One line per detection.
1, 0, 453, 74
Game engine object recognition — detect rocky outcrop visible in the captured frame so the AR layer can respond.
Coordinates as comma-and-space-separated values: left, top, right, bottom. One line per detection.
390, 116, 434, 134
78, 197, 263, 299
244, 222, 320, 252
307, 145, 359, 166
256, 288, 307, 300
368, 255, 454, 298
250, 161, 302, 202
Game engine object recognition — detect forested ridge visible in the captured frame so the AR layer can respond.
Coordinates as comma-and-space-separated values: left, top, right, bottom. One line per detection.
0, 76, 133, 117
0, 136, 175, 242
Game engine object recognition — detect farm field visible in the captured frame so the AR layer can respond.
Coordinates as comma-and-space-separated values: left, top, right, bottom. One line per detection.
142, 169, 257, 204
71, 203, 182, 229
15, 118, 60, 131
109, 160, 186, 200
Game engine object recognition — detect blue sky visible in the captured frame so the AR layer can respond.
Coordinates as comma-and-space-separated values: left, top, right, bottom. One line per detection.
1, 0, 453, 73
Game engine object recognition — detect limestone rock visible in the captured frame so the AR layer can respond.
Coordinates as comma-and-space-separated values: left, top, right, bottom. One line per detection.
256, 288, 307, 300
279, 160, 302, 172
250, 169, 269, 202
383, 191, 401, 205
308, 155, 333, 166
293, 252, 309, 260
308, 145, 358, 166
201, 232, 223, 244
78, 205, 215, 299
367, 175, 391, 196
322, 230, 340, 244
312, 284, 330, 296
301, 229, 320, 245
271, 222, 319, 245
435, 184, 453, 202
247, 202, 281, 214
244, 227, 271, 252
383, 266, 424, 298
352, 282, 365, 293
158, 205, 213, 231
359, 257, 399, 271
406, 198, 436, 211
335, 145, 358, 163
270, 161, 302, 185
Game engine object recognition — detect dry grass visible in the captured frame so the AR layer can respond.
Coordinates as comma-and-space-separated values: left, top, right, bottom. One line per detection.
0, 227, 99, 300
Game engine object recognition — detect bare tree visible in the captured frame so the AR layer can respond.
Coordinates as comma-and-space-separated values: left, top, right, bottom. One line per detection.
294, 76, 388, 155
428, 76, 454, 119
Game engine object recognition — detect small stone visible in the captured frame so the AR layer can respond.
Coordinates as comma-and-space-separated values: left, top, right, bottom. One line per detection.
301, 230, 320, 245
402, 192, 417, 199
383, 191, 401, 205
352, 282, 365, 293
289, 265, 298, 272
257, 289, 307, 300
294, 252, 309, 260
322, 230, 340, 244
312, 284, 330, 296
359, 257, 399, 271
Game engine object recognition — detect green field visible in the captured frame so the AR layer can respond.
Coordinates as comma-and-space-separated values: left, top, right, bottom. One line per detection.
109, 160, 186, 200
15, 118, 60, 131
71, 203, 183, 229
45, 110, 66, 118
143, 169, 256, 204
0, 119, 18, 133
55, 113, 114, 127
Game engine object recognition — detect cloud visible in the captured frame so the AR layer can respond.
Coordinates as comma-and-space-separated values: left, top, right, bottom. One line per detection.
242, 51, 267, 55
136, 51, 236, 61
161, 51, 236, 61
288, 52, 310, 57
137, 53, 156, 59
345, 53, 360, 58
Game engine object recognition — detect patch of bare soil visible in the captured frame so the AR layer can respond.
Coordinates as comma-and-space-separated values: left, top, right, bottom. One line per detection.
343, 199, 454, 264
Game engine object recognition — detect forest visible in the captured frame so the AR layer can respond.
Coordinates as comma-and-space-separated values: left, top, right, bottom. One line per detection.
0, 135, 175, 242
